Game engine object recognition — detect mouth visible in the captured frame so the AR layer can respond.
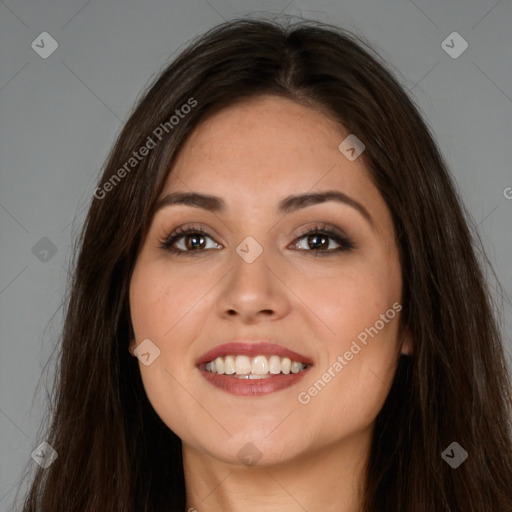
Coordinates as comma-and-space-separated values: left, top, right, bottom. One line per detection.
196, 342, 313, 396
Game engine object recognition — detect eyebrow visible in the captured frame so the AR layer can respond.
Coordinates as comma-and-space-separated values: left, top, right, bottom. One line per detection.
153, 190, 374, 229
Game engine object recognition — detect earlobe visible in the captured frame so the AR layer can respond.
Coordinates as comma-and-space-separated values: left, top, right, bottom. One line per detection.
400, 327, 413, 356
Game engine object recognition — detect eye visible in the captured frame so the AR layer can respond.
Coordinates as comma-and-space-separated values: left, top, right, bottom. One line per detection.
290, 224, 355, 256
159, 225, 221, 256
159, 223, 355, 256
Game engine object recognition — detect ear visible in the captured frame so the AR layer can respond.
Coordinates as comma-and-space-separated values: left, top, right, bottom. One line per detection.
129, 339, 136, 357
400, 327, 413, 356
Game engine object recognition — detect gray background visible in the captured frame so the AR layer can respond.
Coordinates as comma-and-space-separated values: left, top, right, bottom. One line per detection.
1, 0, 511, 508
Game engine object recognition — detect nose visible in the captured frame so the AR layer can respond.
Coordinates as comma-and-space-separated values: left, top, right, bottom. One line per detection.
215, 247, 292, 324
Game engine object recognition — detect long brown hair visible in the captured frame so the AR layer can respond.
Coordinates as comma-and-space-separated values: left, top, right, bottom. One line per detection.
14, 16, 512, 512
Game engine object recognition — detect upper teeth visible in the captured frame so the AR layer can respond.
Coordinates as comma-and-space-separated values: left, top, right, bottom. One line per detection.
204, 355, 307, 375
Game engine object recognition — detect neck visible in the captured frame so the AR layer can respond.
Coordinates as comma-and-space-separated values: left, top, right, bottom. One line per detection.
183, 428, 371, 512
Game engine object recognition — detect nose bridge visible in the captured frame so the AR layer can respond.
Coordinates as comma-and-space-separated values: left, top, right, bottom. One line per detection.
215, 232, 291, 320
230, 233, 273, 297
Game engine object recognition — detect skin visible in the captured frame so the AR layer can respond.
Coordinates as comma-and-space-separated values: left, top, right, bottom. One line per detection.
129, 95, 413, 512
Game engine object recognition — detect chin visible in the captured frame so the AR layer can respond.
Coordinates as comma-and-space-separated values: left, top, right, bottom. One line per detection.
191, 430, 306, 468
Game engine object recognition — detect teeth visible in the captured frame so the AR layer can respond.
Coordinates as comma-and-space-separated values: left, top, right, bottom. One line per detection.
203, 355, 307, 376
269, 355, 281, 374
233, 374, 272, 379
290, 361, 303, 374
224, 355, 235, 375
252, 355, 269, 375
214, 357, 225, 375
235, 355, 251, 375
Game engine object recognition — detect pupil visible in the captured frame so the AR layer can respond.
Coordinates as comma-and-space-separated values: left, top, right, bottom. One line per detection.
186, 234, 204, 250
183, 234, 330, 250
309, 235, 327, 250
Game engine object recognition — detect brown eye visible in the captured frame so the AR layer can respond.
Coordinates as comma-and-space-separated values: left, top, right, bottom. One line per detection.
160, 226, 222, 255
304, 234, 332, 251
183, 233, 207, 250
159, 224, 355, 257
291, 226, 355, 255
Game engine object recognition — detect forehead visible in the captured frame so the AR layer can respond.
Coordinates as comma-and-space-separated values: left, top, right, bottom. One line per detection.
163, 95, 380, 211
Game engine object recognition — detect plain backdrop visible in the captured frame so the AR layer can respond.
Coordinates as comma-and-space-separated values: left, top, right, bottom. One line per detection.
1, 0, 511, 508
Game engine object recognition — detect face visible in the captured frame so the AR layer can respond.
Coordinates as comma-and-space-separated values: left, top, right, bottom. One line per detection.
129, 95, 412, 467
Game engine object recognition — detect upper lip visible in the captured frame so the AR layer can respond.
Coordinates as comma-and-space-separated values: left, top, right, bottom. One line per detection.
196, 341, 313, 366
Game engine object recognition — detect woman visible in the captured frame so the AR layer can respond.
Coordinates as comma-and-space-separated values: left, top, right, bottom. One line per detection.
16, 16, 512, 512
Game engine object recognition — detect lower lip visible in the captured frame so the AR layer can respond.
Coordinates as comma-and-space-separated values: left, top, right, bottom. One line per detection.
198, 368, 311, 396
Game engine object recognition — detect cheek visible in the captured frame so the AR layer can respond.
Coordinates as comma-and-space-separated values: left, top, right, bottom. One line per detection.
300, 316, 401, 438
300, 265, 397, 336
327, 268, 402, 375
129, 261, 203, 435
295, 260, 401, 411
130, 265, 166, 337
129, 259, 198, 339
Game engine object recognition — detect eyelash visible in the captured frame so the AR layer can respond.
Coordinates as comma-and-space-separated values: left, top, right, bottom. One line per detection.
158, 223, 356, 257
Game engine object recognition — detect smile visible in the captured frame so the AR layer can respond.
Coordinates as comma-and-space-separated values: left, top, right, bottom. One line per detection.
196, 341, 313, 396
203, 354, 308, 377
